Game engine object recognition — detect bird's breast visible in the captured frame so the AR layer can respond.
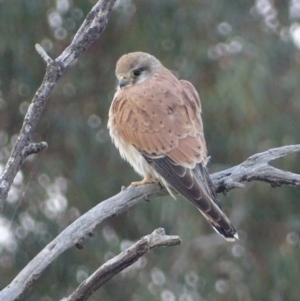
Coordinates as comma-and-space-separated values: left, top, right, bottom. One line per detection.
108, 101, 154, 178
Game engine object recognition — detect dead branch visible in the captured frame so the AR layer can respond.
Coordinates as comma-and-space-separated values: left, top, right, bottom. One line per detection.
0, 144, 299, 301
0, 183, 165, 301
60, 228, 181, 301
211, 144, 300, 193
0, 0, 116, 210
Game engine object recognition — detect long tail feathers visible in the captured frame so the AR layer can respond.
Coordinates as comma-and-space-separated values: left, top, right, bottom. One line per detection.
143, 155, 238, 241
193, 164, 238, 241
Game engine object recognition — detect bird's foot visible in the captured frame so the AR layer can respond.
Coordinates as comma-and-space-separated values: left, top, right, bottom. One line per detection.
131, 176, 156, 187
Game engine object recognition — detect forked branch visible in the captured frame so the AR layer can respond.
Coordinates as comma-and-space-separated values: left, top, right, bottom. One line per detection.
0, 144, 299, 301
212, 144, 300, 192
0, 0, 117, 210
61, 228, 181, 301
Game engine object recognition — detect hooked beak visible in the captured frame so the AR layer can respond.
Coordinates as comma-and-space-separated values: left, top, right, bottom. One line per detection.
118, 78, 128, 89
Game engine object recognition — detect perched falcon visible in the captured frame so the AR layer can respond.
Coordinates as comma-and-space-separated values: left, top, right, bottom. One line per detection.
108, 52, 238, 241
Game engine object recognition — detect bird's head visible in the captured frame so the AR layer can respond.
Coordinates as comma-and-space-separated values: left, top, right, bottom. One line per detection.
115, 52, 162, 89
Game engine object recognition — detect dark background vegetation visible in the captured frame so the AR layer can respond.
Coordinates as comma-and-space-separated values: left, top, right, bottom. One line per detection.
1, 0, 300, 300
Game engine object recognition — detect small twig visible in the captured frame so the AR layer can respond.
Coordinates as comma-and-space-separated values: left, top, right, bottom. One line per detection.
35, 44, 53, 65
22, 142, 48, 158
61, 228, 181, 301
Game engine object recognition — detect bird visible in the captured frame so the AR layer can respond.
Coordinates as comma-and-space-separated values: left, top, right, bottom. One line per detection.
108, 52, 238, 241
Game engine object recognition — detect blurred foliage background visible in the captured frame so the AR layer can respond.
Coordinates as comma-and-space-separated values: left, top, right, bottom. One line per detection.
1, 0, 300, 300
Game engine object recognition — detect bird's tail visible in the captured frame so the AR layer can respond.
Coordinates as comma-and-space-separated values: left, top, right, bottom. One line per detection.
193, 164, 238, 241
143, 155, 238, 241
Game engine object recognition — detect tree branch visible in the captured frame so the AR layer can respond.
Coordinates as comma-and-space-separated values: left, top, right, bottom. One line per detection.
22, 142, 48, 158
0, 0, 116, 210
0, 144, 299, 301
60, 228, 181, 301
35, 44, 52, 65
212, 144, 300, 193
0, 183, 166, 301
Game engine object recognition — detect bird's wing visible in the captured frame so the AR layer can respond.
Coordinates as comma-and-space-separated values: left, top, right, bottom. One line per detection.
111, 75, 237, 241
111, 76, 206, 167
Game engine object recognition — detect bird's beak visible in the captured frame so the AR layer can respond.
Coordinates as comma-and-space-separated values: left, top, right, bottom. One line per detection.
118, 78, 128, 89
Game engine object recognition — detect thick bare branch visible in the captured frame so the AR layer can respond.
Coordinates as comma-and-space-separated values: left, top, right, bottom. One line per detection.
0, 0, 116, 210
61, 228, 181, 301
0, 145, 299, 301
0, 184, 165, 301
212, 144, 300, 193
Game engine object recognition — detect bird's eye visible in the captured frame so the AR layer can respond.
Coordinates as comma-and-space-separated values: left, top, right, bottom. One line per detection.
132, 69, 141, 77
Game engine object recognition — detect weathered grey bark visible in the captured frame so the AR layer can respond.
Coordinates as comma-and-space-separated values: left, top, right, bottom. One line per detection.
60, 228, 181, 301
0, 144, 299, 301
211, 144, 300, 192
0, 0, 116, 210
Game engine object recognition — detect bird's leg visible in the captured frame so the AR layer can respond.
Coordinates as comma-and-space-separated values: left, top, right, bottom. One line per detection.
131, 174, 156, 187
